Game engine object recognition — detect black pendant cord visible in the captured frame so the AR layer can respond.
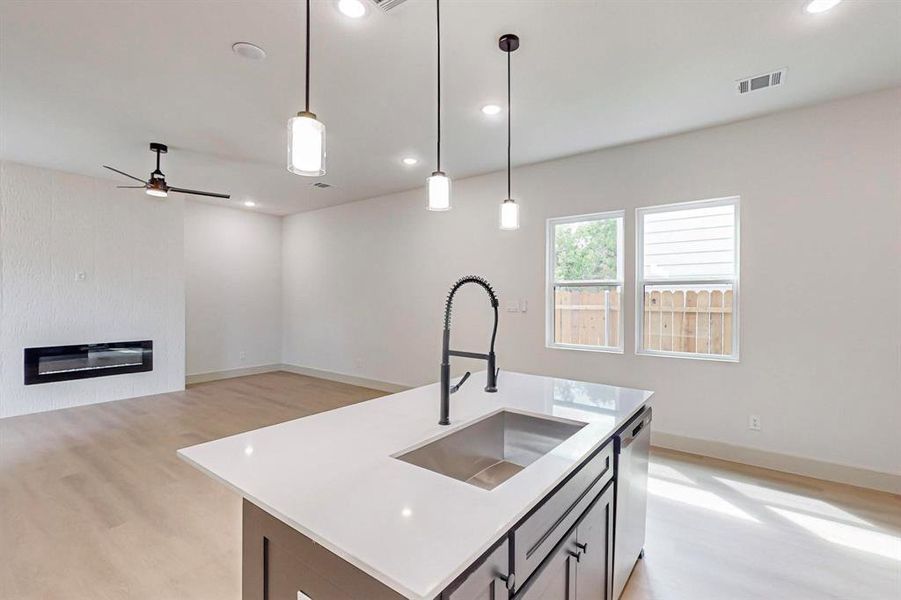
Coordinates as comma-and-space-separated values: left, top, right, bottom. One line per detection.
305, 0, 311, 113
436, 0, 441, 172
506, 49, 511, 199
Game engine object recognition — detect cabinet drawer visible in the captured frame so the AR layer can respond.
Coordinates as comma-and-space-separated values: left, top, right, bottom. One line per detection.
511, 441, 613, 590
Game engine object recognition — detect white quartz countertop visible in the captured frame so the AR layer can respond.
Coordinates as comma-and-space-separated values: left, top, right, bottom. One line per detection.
178, 371, 653, 599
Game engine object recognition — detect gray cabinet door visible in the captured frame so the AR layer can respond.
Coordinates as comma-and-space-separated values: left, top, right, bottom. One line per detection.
574, 483, 615, 600
516, 530, 578, 600
446, 539, 511, 600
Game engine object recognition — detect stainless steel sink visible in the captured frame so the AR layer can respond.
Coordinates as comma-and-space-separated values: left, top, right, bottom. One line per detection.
395, 410, 586, 490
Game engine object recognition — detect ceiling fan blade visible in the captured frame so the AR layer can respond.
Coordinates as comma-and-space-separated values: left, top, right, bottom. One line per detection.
116, 185, 146, 189
168, 186, 230, 199
103, 165, 147, 184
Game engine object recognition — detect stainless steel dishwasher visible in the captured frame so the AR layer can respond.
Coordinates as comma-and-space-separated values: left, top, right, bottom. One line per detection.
613, 406, 652, 600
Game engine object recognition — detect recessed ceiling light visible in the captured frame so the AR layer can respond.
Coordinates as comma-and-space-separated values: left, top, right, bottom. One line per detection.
337, 0, 367, 18
481, 104, 502, 116
232, 42, 266, 60
243, 200, 256, 207
402, 157, 418, 166
804, 0, 842, 14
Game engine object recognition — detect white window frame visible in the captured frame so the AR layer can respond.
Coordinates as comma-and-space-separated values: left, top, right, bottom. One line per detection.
546, 210, 625, 353
635, 196, 740, 362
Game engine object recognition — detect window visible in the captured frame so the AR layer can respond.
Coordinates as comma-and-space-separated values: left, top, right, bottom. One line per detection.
636, 197, 739, 360
547, 211, 624, 352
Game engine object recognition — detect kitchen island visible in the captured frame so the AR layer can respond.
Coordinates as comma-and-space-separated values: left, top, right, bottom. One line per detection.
178, 371, 653, 600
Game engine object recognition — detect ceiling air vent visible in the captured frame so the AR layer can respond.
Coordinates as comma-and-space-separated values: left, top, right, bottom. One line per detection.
312, 182, 332, 189
736, 68, 787, 95
368, 0, 409, 11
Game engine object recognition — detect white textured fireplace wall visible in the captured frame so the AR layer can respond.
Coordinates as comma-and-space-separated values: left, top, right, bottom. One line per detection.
0, 162, 186, 418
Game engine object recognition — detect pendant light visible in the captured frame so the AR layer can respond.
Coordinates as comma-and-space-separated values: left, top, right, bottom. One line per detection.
426, 0, 451, 210
499, 34, 520, 230
287, 0, 326, 176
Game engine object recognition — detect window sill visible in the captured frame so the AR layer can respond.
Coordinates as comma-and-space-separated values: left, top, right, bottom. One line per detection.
636, 349, 740, 363
547, 343, 624, 355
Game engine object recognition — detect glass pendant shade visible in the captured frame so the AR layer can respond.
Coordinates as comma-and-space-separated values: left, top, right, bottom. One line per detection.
287, 111, 326, 176
145, 188, 168, 198
499, 198, 520, 230
427, 171, 451, 211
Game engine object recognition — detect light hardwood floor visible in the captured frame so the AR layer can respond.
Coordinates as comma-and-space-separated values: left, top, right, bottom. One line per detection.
0, 372, 898, 599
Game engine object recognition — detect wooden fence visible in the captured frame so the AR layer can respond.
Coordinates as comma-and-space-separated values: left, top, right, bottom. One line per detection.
554, 288, 620, 347
643, 288, 733, 355
554, 287, 734, 355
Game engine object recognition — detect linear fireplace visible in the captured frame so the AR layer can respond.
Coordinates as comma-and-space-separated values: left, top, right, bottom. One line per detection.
24, 341, 153, 385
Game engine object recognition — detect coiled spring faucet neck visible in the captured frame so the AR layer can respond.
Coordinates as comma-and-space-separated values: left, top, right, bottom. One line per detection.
444, 275, 499, 326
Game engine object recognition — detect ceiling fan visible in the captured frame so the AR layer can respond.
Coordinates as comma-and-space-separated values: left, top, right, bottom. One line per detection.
104, 142, 230, 199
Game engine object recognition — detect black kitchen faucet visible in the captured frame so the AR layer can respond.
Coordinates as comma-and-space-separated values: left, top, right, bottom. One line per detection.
439, 276, 499, 425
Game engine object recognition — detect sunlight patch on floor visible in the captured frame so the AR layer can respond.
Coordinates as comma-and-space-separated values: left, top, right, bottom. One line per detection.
648, 462, 695, 485
648, 477, 759, 522
713, 476, 872, 526
769, 507, 901, 561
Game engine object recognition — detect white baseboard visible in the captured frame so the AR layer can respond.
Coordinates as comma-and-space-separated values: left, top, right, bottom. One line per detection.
652, 431, 901, 495
186, 364, 282, 385
278, 363, 409, 394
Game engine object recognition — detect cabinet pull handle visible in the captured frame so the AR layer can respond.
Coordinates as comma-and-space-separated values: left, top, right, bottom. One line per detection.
496, 571, 515, 591
575, 541, 588, 553
567, 549, 584, 563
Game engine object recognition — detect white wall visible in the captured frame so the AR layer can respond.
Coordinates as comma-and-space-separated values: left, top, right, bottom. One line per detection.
283, 89, 901, 477
0, 162, 185, 418
184, 201, 281, 377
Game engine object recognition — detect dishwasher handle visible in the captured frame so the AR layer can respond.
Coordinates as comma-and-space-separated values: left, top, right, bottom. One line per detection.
620, 407, 652, 449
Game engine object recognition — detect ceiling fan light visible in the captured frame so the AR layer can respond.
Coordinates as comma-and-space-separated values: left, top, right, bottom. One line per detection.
146, 187, 168, 198
287, 112, 326, 176
499, 198, 519, 230
427, 171, 451, 211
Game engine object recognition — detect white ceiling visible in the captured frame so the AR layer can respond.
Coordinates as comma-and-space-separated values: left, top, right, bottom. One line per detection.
2, 0, 899, 215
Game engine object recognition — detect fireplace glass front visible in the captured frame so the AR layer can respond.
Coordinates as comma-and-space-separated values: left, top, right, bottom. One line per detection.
24, 341, 153, 385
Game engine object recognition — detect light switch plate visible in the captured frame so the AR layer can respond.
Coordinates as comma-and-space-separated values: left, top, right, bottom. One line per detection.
505, 299, 528, 313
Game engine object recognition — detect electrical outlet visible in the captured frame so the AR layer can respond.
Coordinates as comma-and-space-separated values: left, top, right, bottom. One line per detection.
749, 415, 761, 431
74, 271, 87, 281
239, 351, 246, 362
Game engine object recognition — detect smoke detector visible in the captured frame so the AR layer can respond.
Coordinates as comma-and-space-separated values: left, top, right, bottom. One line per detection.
368, 0, 409, 11
736, 68, 787, 95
